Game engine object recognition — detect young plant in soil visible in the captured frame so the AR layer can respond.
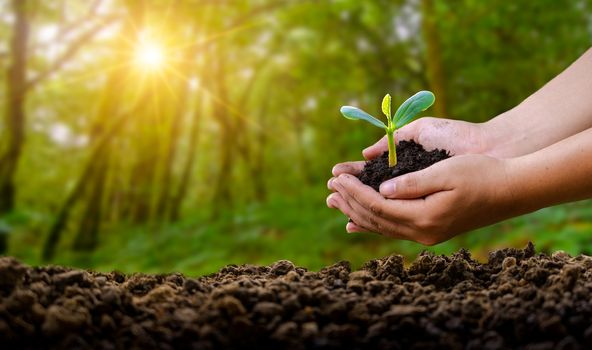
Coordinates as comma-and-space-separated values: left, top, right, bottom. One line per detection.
340, 92, 450, 191
341, 91, 435, 167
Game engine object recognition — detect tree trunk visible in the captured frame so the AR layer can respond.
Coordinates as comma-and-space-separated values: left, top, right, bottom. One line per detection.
155, 73, 191, 221
43, 157, 96, 261
0, 0, 29, 215
293, 109, 314, 186
42, 98, 145, 261
421, 0, 448, 117
169, 94, 203, 222
210, 46, 235, 217
249, 95, 272, 201
129, 128, 159, 224
1, 0, 109, 215
65, 1, 144, 251
72, 154, 109, 251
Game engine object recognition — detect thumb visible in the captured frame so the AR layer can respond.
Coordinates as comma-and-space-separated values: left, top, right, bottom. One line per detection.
379, 165, 449, 199
362, 136, 387, 160
394, 123, 417, 144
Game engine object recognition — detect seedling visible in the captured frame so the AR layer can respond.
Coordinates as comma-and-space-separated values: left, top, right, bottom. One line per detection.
340, 91, 435, 167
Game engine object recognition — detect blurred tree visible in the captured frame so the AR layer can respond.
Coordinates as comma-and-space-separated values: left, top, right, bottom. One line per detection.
0, 0, 588, 268
43, 1, 146, 259
0, 0, 29, 215
421, 0, 448, 117
0, 0, 115, 215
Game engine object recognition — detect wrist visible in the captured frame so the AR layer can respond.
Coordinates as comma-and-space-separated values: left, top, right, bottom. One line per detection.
503, 128, 592, 213
501, 155, 549, 216
487, 157, 530, 223
479, 108, 526, 158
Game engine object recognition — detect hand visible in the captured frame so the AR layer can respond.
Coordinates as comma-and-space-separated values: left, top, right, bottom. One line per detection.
327, 154, 518, 245
329, 117, 489, 182
362, 117, 488, 160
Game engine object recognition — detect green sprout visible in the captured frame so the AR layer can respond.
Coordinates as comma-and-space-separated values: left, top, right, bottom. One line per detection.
340, 91, 435, 167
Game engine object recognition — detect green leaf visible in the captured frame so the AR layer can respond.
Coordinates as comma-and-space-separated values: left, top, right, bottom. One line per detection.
393, 90, 435, 128
381, 94, 391, 119
340, 106, 387, 129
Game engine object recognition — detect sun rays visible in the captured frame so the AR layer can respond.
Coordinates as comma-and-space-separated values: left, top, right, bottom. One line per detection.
134, 40, 166, 71
26, 8, 282, 145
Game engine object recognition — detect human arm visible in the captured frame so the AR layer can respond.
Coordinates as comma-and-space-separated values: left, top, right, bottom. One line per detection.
359, 48, 592, 162
482, 47, 592, 158
327, 127, 592, 244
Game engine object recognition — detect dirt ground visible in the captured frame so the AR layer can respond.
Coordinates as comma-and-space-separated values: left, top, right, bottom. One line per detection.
358, 140, 450, 191
2, 243, 592, 349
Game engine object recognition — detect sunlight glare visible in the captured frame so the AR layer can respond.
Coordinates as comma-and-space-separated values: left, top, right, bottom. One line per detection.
134, 40, 165, 70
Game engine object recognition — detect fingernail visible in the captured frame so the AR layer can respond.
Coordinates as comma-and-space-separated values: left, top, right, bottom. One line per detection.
327, 178, 334, 190
331, 165, 340, 177
326, 195, 335, 208
346, 222, 355, 233
379, 181, 396, 197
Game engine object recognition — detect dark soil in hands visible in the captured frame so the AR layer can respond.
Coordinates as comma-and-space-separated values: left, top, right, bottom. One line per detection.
3, 243, 592, 349
359, 140, 450, 191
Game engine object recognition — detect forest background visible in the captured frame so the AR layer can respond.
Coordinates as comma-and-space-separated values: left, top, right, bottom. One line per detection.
1, 0, 592, 275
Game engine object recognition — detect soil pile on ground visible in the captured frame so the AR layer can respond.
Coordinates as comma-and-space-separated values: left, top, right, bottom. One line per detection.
2, 243, 592, 349
359, 140, 450, 191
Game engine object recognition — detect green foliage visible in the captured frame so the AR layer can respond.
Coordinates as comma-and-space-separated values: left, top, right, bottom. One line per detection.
393, 91, 435, 128
1, 0, 591, 273
381, 93, 392, 120
340, 91, 435, 132
339, 106, 387, 129
9, 194, 592, 275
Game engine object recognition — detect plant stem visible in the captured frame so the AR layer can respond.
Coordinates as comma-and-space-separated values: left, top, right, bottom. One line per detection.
387, 130, 397, 167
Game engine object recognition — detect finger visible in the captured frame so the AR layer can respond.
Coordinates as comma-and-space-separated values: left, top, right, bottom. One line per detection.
362, 136, 387, 160
333, 173, 425, 230
332, 174, 410, 238
379, 164, 452, 199
333, 174, 396, 220
362, 120, 423, 160
393, 120, 419, 143
346, 221, 374, 234
332, 161, 365, 177
327, 177, 336, 191
326, 192, 340, 209
328, 186, 382, 233
347, 219, 376, 234
340, 191, 410, 239
327, 190, 373, 230
334, 174, 453, 244
384, 192, 452, 242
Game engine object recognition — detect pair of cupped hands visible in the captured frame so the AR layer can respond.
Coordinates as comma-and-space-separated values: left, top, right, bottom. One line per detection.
326, 117, 516, 245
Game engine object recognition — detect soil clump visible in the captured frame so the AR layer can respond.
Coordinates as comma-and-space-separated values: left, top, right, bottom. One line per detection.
2, 243, 592, 349
358, 140, 450, 191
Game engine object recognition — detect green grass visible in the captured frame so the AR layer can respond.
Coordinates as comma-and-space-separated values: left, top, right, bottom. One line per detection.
6, 186, 592, 277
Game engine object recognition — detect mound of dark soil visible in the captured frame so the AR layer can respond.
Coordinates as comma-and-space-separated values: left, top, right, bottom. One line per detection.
359, 140, 450, 191
2, 243, 592, 349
